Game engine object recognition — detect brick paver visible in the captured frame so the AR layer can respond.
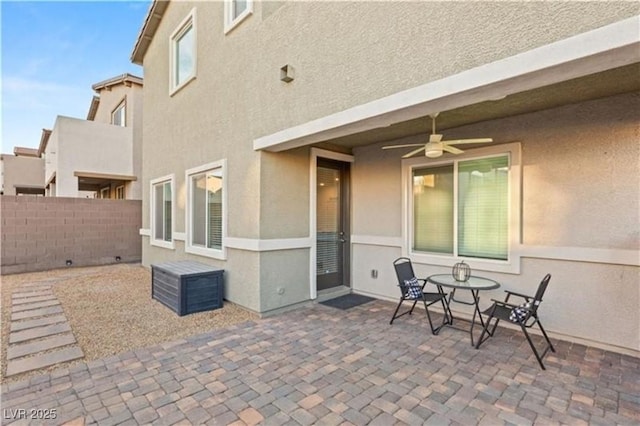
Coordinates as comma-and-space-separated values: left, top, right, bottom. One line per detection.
1, 300, 639, 425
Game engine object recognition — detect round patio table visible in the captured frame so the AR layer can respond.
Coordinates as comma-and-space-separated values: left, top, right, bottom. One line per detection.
426, 274, 500, 346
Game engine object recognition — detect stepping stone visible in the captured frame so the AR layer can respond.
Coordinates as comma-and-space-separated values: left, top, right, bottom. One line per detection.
12, 300, 60, 313
7, 333, 77, 360
12, 295, 57, 305
20, 279, 57, 288
9, 323, 71, 344
11, 314, 67, 332
5, 346, 84, 377
12, 306, 64, 321
17, 283, 53, 289
12, 291, 53, 299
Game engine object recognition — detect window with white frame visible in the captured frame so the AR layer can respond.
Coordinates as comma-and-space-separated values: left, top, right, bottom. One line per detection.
224, 0, 252, 33
186, 160, 226, 259
111, 100, 126, 126
150, 176, 174, 248
406, 143, 521, 272
100, 187, 110, 199
170, 9, 196, 93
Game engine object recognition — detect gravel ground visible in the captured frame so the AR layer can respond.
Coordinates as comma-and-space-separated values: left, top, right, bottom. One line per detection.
1, 263, 258, 384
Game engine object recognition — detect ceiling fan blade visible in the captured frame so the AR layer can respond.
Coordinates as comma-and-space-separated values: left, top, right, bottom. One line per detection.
444, 138, 493, 145
382, 143, 424, 150
442, 145, 464, 155
402, 146, 426, 158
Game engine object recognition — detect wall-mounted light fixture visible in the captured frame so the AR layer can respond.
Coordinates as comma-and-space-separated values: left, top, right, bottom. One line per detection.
280, 65, 295, 83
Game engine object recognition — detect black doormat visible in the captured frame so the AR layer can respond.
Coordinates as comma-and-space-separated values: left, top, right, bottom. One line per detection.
320, 294, 376, 310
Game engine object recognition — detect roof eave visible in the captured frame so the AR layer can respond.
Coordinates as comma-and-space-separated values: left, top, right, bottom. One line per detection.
131, 0, 169, 65
91, 73, 144, 92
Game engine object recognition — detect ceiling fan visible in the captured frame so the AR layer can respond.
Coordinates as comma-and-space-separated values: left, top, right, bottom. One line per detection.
382, 113, 493, 158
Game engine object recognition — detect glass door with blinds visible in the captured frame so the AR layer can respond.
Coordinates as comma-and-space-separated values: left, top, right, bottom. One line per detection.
316, 159, 350, 291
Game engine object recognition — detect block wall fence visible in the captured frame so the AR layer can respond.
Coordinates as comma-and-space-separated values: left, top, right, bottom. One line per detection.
1, 196, 142, 275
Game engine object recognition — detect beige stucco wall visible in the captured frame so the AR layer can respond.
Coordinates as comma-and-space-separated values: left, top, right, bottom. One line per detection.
138, 1, 639, 349
350, 92, 640, 353
93, 83, 144, 199
0, 155, 44, 195
45, 116, 136, 198
94, 84, 143, 200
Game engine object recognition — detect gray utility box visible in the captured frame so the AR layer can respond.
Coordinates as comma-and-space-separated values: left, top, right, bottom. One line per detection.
151, 261, 224, 316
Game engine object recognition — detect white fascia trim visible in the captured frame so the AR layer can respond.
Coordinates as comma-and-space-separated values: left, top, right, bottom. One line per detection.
520, 245, 639, 267
225, 237, 312, 252
253, 16, 640, 152
350, 235, 639, 267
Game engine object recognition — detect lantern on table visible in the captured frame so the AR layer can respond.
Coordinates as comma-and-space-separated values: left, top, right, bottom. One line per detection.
452, 261, 471, 282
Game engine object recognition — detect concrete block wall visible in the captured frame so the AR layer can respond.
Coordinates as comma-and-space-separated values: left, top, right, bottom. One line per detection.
1, 196, 142, 274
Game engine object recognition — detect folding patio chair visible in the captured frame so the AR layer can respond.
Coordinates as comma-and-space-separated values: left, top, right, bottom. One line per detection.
389, 257, 452, 334
475, 273, 555, 369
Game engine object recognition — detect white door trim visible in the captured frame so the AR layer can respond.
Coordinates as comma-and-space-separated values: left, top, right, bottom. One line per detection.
310, 148, 355, 300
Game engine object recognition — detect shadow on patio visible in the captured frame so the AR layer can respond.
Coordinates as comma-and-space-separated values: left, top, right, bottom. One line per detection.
1, 299, 639, 425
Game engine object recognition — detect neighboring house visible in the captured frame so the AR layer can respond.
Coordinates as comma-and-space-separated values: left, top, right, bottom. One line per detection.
0, 147, 45, 196
131, 2, 640, 355
42, 73, 143, 199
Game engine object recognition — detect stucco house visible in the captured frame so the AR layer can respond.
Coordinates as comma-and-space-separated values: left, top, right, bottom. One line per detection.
0, 147, 45, 196
42, 73, 143, 199
131, 1, 639, 356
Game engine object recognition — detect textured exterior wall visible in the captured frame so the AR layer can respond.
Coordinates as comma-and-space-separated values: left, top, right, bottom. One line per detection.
45, 116, 135, 198
0, 196, 141, 275
92, 83, 144, 200
0, 155, 45, 195
138, 1, 639, 324
351, 93, 640, 353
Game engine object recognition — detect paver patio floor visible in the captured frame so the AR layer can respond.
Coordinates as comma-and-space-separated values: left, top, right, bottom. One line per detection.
1, 299, 639, 425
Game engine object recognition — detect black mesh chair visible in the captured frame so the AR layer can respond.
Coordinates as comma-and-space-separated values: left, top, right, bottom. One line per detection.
475, 274, 555, 369
389, 257, 452, 334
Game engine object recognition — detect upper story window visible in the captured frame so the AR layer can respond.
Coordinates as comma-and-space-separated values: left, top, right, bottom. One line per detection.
224, 0, 252, 34
170, 9, 197, 94
111, 100, 126, 126
404, 143, 522, 274
150, 175, 174, 249
186, 160, 227, 259
115, 185, 125, 199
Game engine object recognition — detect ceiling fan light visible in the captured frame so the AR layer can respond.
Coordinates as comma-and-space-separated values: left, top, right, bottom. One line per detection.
424, 142, 442, 158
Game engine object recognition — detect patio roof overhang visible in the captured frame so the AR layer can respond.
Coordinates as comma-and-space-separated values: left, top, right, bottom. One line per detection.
253, 16, 640, 153
15, 185, 46, 195
74, 171, 137, 191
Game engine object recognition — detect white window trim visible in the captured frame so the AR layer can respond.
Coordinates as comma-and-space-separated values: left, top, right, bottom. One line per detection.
115, 185, 125, 199
150, 174, 175, 250
401, 142, 522, 274
185, 159, 227, 260
170, 8, 197, 96
224, 0, 253, 34
111, 98, 126, 127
